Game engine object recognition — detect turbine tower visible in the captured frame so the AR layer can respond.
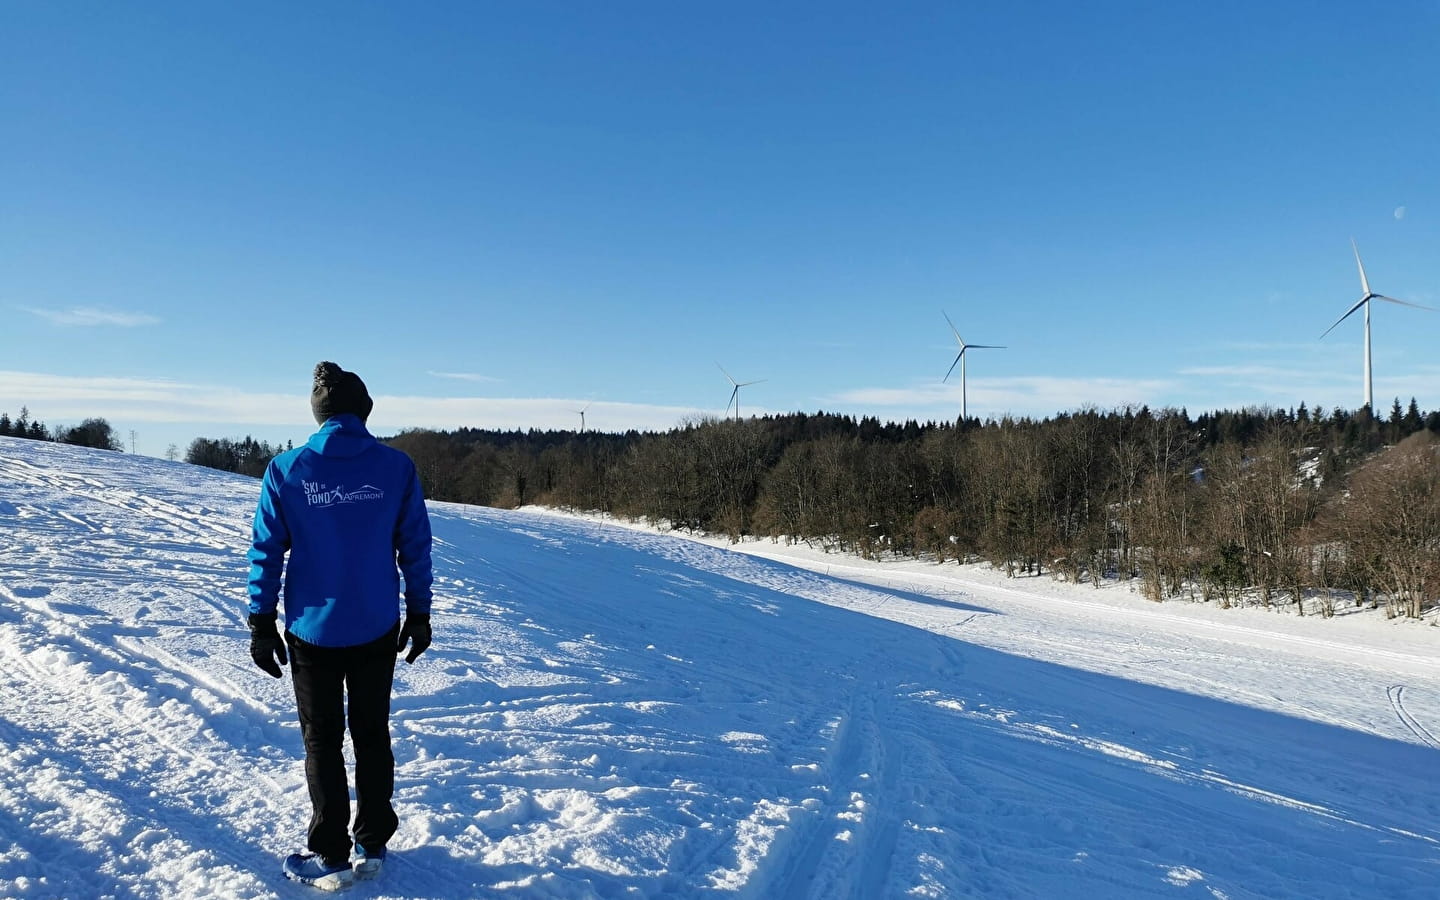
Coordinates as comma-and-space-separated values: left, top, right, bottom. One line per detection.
718, 364, 765, 420
1320, 239, 1432, 412
941, 311, 1005, 422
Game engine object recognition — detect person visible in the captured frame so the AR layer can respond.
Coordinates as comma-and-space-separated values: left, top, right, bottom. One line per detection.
245, 361, 434, 891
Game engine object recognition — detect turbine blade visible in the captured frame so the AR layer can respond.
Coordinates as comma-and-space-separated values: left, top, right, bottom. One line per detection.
717, 362, 738, 386
1374, 294, 1436, 311
943, 353, 963, 383
1319, 298, 1367, 339
967, 344, 1006, 349
1352, 238, 1372, 297
942, 310, 965, 347
739, 379, 766, 387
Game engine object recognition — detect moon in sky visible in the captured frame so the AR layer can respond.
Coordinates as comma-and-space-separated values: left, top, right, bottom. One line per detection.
1394, 206, 1407, 220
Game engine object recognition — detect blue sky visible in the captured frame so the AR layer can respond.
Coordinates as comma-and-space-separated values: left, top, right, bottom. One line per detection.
4, 1, 1439, 457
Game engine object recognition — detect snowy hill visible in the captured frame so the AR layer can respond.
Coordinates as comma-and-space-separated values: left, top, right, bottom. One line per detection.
2, 435, 1440, 899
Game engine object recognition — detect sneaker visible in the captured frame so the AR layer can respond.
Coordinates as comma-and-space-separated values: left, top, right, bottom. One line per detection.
352, 840, 385, 875
282, 853, 354, 891
354, 845, 387, 879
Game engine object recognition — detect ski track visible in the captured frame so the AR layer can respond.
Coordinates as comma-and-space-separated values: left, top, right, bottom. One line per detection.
4, 437, 1440, 898
1387, 685, 1440, 750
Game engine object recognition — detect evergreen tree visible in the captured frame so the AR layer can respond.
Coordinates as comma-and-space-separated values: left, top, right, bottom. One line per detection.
1388, 398, 1405, 443
184, 435, 281, 476
1404, 398, 1423, 435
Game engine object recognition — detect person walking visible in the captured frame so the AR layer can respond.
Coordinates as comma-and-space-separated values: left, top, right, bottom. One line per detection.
246, 361, 433, 891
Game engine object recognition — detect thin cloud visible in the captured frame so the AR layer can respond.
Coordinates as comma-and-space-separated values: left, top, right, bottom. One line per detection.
375, 396, 710, 433
1210, 341, 1332, 355
834, 376, 1176, 417
1015, 357, 1430, 412
0, 371, 311, 425
21, 306, 161, 327
427, 370, 503, 383
823, 363, 1424, 422
0, 371, 707, 433
1179, 365, 1324, 379
1173, 366, 1348, 409
6, 362, 1424, 443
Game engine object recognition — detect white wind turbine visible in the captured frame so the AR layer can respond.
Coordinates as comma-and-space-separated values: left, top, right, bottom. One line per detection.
571, 403, 591, 433
942, 311, 1005, 423
718, 364, 765, 420
1320, 239, 1432, 412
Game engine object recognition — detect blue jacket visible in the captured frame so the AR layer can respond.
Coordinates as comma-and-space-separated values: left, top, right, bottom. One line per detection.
246, 415, 433, 647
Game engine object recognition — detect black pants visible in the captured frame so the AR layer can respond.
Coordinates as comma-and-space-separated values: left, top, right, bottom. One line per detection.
286, 625, 400, 861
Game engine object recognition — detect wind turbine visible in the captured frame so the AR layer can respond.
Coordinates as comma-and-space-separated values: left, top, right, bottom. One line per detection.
718, 364, 765, 420
1320, 239, 1432, 412
941, 311, 1005, 423
571, 403, 591, 433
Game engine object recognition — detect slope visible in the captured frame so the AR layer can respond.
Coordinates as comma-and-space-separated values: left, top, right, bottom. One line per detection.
1, 436, 1439, 898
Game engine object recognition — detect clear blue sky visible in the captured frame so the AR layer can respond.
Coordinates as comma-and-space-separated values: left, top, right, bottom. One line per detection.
4, 1, 1438, 456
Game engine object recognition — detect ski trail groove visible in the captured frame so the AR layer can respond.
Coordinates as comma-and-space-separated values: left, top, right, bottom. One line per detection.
1386, 685, 1440, 749
765, 689, 873, 899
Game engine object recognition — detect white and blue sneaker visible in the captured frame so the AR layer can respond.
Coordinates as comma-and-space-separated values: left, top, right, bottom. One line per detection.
282, 853, 354, 891
354, 844, 386, 879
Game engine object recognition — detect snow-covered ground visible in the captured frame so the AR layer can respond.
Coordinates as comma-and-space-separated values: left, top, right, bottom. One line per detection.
2, 435, 1439, 899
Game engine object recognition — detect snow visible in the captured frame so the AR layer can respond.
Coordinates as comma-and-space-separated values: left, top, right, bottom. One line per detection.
2, 434, 1440, 898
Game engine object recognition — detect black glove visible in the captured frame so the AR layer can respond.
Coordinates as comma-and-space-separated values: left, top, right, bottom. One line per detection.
248, 612, 288, 678
397, 613, 431, 664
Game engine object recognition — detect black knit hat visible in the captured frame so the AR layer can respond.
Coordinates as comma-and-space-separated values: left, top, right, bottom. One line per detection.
311, 361, 373, 425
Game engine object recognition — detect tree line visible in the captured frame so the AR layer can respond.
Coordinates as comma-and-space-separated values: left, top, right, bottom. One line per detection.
0, 404, 288, 477
184, 436, 291, 478
0, 407, 124, 450
382, 399, 1440, 620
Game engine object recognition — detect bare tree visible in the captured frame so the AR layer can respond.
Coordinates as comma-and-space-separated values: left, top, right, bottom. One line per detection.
1321, 432, 1440, 618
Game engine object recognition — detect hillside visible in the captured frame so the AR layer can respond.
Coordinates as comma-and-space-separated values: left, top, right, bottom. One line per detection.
2, 436, 1439, 898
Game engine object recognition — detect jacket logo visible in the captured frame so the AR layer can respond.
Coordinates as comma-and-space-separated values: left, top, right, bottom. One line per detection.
302, 480, 385, 508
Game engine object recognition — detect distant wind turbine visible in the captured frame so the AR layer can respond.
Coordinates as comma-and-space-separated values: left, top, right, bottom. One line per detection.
1319, 239, 1432, 412
941, 312, 1005, 422
718, 364, 765, 420
571, 403, 591, 433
